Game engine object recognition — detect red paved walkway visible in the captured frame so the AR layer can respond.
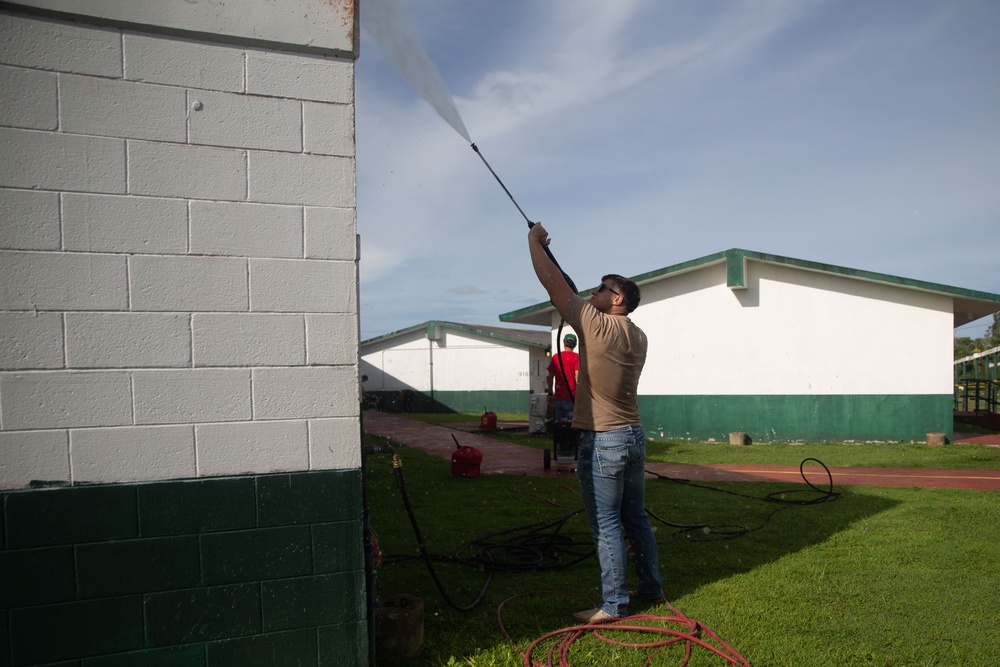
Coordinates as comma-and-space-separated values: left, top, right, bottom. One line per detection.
362, 411, 1000, 491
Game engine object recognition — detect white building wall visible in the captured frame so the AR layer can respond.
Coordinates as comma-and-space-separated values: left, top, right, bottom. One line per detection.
631, 261, 953, 396
360, 327, 540, 394
361, 331, 430, 392
0, 7, 359, 490
431, 331, 530, 392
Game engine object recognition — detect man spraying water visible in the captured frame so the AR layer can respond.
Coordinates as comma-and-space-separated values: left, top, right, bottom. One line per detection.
526, 222, 664, 623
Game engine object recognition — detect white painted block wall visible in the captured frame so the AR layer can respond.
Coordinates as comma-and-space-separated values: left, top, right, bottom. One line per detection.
0, 9, 360, 489
630, 261, 954, 396
361, 329, 537, 393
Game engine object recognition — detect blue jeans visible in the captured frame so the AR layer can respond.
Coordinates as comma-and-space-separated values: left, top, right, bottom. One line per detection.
553, 400, 574, 423
577, 425, 663, 617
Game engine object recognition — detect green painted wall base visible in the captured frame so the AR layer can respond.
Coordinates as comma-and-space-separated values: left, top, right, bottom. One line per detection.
0, 470, 367, 666
638, 394, 954, 443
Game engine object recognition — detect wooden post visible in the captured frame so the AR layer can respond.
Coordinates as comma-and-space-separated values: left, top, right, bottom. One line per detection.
926, 432, 946, 447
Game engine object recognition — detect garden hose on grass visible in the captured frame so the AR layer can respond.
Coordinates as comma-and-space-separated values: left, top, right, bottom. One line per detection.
499, 591, 752, 667
644, 457, 840, 540
367, 448, 599, 613
366, 441, 493, 612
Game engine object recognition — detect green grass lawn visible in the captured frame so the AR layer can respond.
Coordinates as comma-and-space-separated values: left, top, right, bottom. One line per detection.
363, 428, 1000, 666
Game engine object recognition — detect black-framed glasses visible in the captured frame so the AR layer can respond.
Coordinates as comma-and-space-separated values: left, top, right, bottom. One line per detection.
597, 283, 620, 295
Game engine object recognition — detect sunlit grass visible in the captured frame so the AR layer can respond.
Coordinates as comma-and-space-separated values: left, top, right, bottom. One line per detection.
363, 433, 1000, 666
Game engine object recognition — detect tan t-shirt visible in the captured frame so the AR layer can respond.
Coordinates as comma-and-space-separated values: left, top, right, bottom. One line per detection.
565, 297, 647, 431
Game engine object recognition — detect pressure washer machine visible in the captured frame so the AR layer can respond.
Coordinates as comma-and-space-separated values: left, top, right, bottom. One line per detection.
543, 420, 579, 471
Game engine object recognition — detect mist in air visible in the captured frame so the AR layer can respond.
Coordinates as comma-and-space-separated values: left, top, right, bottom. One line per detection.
360, 0, 471, 143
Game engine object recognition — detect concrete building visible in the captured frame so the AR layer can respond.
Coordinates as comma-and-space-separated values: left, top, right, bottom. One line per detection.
0, 2, 365, 663
360, 321, 551, 414
501, 248, 1000, 443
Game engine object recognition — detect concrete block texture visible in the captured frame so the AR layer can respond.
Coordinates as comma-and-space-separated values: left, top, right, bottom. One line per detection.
70, 425, 197, 484
252, 366, 358, 420
246, 49, 352, 104
190, 201, 302, 258
303, 102, 354, 156
0, 11, 123, 77
127, 140, 247, 201
133, 369, 251, 425
0, 371, 132, 430
65, 313, 192, 368
193, 313, 305, 367
196, 420, 309, 477
0, 189, 61, 250
0, 65, 58, 130
0, 312, 64, 370
249, 259, 355, 313
188, 89, 302, 151
0, 127, 126, 193
59, 74, 187, 142
0, 6, 361, 491
123, 33, 244, 92
0, 430, 70, 488
247, 151, 354, 207
308, 418, 360, 470
63, 194, 189, 254
306, 314, 357, 366
0, 251, 128, 310
129, 255, 249, 312
304, 207, 356, 260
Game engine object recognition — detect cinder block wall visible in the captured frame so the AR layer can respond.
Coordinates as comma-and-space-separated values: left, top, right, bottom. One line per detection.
0, 3, 365, 664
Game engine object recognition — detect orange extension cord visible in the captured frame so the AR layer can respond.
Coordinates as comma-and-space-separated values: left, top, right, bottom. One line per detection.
498, 592, 752, 667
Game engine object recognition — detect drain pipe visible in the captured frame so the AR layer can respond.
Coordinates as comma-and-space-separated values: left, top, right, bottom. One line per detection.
361, 442, 394, 666
428, 337, 434, 408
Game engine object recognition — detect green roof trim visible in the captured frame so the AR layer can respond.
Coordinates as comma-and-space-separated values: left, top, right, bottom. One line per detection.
500, 248, 1000, 326
726, 248, 747, 289
361, 320, 551, 351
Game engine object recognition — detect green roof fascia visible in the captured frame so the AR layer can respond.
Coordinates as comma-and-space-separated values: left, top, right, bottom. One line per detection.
429, 321, 551, 350
500, 248, 1000, 322
360, 321, 435, 346
361, 320, 550, 351
725, 249, 1000, 303
499, 251, 729, 322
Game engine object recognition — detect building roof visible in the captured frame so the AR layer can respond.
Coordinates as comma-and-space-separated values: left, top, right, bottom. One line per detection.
361, 320, 551, 350
500, 248, 1000, 328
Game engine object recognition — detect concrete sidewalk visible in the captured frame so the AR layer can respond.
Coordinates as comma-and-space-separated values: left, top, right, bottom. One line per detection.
362, 411, 1000, 491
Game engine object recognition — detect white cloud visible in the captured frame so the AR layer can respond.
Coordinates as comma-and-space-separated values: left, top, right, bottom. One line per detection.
357, 0, 1000, 339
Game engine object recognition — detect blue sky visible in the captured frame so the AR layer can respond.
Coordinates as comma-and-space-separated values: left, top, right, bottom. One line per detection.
355, 0, 1000, 341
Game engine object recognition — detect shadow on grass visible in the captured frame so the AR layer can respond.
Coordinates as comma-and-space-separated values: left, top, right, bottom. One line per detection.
362, 435, 900, 665
642, 474, 899, 599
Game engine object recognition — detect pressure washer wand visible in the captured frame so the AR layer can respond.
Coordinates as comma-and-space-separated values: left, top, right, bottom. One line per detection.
471, 143, 533, 228
470, 143, 578, 293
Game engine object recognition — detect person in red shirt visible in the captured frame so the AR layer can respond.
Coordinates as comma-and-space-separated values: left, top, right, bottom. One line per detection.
546, 334, 579, 423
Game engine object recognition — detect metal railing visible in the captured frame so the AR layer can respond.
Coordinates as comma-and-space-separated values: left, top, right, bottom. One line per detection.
954, 345, 1000, 414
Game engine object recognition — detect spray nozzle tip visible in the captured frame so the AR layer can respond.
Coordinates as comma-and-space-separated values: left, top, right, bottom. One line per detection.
470, 143, 478, 152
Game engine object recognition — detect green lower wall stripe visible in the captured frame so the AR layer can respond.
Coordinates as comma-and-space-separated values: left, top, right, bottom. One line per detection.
638, 394, 954, 442
367, 391, 954, 443
0, 470, 368, 666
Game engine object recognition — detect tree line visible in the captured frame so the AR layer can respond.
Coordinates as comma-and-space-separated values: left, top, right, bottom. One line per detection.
955, 312, 1000, 360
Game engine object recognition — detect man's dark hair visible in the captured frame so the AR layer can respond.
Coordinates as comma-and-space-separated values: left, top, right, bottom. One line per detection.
603, 274, 641, 313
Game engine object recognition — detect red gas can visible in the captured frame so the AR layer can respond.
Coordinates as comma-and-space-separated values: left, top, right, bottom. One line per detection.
451, 446, 483, 478
480, 411, 497, 430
